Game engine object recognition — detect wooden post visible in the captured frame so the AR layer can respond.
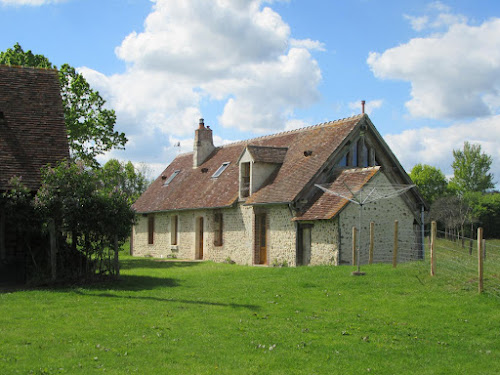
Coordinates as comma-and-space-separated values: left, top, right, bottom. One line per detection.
369, 222, 374, 264
0, 210, 5, 261
478, 227, 484, 294
49, 219, 57, 282
483, 239, 486, 260
392, 220, 398, 268
352, 226, 357, 266
430, 221, 436, 276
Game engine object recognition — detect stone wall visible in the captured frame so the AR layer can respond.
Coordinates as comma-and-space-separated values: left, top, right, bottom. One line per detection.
309, 219, 339, 265
132, 203, 299, 266
338, 172, 418, 265
266, 205, 297, 266
132, 172, 418, 268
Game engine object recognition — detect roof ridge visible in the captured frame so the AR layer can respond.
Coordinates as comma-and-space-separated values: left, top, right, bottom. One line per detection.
0, 64, 58, 73
217, 114, 364, 149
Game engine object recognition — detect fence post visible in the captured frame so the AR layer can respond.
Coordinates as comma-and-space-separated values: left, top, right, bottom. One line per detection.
478, 227, 484, 294
483, 239, 486, 260
393, 220, 398, 268
369, 222, 374, 264
352, 226, 357, 266
430, 221, 436, 276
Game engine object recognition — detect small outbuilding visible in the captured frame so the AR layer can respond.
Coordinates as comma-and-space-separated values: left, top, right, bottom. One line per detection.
0, 65, 69, 282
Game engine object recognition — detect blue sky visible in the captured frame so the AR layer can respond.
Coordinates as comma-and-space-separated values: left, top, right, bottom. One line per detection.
1, 0, 500, 185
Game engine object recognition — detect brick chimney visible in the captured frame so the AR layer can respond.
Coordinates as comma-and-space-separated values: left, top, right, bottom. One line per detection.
193, 118, 215, 168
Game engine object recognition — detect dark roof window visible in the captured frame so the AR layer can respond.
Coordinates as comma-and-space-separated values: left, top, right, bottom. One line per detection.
212, 162, 230, 178
164, 170, 180, 186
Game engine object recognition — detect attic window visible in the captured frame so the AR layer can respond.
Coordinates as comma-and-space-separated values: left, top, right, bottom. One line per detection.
212, 162, 230, 178
164, 170, 180, 186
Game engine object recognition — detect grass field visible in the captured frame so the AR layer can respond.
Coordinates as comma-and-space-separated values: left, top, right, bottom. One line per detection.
1, 241, 499, 374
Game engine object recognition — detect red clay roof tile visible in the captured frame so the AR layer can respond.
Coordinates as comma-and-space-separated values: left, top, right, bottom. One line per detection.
132, 115, 363, 213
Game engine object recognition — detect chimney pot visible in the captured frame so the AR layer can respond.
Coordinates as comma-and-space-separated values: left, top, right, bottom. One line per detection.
361, 100, 366, 114
199, 118, 205, 129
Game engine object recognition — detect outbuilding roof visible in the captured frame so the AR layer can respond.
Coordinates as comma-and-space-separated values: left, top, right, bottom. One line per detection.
293, 167, 380, 221
0, 65, 69, 191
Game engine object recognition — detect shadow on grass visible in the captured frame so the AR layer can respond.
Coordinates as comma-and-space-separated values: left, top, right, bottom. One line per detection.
71, 286, 260, 311
119, 257, 202, 270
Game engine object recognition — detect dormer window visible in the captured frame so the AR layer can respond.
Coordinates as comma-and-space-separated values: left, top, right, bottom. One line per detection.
212, 162, 230, 178
164, 170, 180, 186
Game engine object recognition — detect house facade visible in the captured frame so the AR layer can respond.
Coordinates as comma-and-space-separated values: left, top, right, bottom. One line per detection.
0, 65, 69, 282
131, 114, 425, 266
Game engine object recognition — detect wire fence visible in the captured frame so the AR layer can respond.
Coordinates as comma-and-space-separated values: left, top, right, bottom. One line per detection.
351, 221, 500, 298
432, 228, 500, 298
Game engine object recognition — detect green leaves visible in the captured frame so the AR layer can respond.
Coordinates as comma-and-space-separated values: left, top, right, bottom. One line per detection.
59, 64, 127, 168
0, 43, 53, 68
409, 164, 448, 204
449, 141, 494, 196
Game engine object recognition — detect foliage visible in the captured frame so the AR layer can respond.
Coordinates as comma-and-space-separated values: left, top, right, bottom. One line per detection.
59, 64, 127, 167
409, 163, 448, 204
0, 258, 499, 374
467, 192, 500, 238
0, 43, 127, 167
35, 161, 135, 277
430, 195, 470, 234
449, 141, 494, 195
98, 159, 148, 204
0, 42, 52, 68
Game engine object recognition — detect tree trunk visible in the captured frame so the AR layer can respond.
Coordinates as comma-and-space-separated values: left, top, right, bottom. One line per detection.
0, 210, 5, 261
49, 219, 57, 282
469, 222, 474, 255
114, 235, 120, 278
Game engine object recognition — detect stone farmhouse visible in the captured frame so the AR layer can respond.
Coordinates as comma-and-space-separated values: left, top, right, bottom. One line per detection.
0, 65, 69, 282
132, 113, 425, 266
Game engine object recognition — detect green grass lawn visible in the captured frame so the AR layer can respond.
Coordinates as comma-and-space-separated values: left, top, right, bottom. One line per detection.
1, 247, 499, 374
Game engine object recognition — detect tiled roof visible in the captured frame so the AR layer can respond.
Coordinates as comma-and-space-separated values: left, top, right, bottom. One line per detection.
133, 115, 363, 213
293, 167, 380, 221
246, 145, 288, 163
0, 65, 69, 191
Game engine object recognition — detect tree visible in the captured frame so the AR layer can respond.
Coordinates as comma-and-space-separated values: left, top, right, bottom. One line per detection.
35, 161, 135, 280
0, 43, 127, 167
409, 164, 448, 204
449, 141, 494, 196
98, 159, 148, 204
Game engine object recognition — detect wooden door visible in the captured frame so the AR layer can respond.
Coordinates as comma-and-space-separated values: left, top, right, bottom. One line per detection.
197, 217, 204, 259
257, 214, 267, 265
297, 225, 311, 266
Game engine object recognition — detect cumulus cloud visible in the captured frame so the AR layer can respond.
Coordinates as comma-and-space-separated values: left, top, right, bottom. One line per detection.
0, 0, 65, 5
290, 38, 326, 52
385, 115, 500, 184
368, 17, 500, 120
82, 0, 323, 169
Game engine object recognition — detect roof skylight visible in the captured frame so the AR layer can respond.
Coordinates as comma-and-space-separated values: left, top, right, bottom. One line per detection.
164, 170, 180, 186
211, 162, 230, 178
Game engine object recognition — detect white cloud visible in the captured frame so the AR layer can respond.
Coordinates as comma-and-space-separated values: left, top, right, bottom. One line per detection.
82, 0, 322, 171
368, 18, 500, 120
290, 38, 326, 52
348, 99, 383, 115
0, 0, 65, 5
385, 115, 500, 185
428, 1, 451, 13
403, 15, 429, 32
